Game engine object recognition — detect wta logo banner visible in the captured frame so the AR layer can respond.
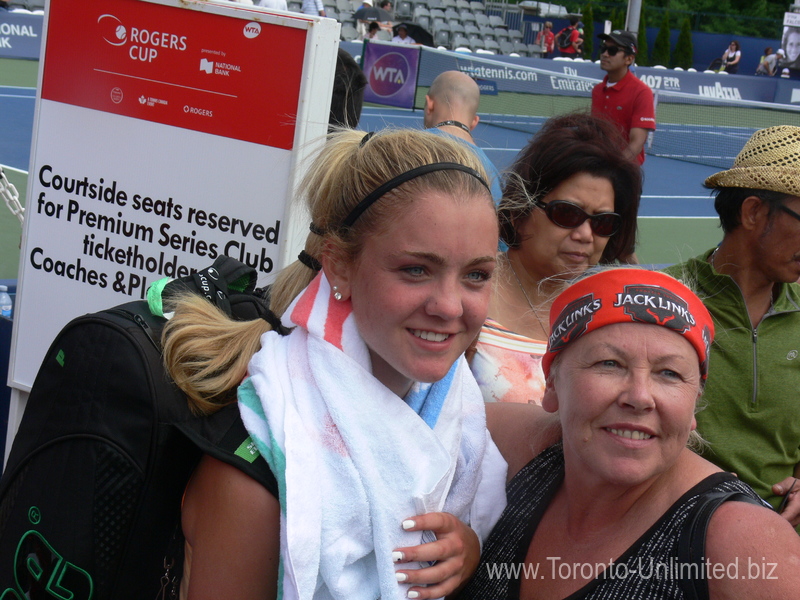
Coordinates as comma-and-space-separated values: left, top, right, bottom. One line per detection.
362, 42, 420, 109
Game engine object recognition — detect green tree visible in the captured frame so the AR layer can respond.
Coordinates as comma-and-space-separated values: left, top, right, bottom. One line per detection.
636, 11, 649, 67
610, 8, 625, 31
652, 11, 671, 67
673, 16, 694, 69
582, 3, 595, 60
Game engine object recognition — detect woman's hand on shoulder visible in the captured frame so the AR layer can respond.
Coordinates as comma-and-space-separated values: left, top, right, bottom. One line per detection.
773, 476, 800, 527
485, 402, 558, 481
392, 512, 479, 599
706, 499, 800, 600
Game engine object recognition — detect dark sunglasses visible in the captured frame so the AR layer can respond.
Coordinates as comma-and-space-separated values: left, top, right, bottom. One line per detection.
781, 204, 800, 223
600, 45, 627, 56
533, 198, 622, 237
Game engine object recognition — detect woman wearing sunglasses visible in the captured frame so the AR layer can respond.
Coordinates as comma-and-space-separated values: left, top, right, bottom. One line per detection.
469, 113, 641, 405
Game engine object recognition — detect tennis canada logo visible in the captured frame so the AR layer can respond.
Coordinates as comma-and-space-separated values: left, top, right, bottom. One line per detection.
368, 52, 412, 97
614, 285, 696, 332
549, 294, 602, 352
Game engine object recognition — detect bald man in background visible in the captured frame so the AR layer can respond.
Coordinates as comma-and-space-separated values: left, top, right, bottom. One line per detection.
423, 71, 502, 204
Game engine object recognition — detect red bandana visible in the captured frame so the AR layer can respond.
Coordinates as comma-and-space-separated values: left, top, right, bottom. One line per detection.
542, 269, 714, 379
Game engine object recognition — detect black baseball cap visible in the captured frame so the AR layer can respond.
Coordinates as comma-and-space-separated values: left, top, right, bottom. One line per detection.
598, 30, 637, 54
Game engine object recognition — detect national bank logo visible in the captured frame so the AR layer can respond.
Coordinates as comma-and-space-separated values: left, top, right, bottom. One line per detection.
368, 52, 412, 97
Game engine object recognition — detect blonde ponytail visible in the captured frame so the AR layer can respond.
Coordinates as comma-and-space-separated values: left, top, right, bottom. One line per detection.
162, 293, 272, 415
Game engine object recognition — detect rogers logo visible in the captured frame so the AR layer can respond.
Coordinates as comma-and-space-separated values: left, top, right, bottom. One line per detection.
98, 14, 127, 46
243, 22, 262, 39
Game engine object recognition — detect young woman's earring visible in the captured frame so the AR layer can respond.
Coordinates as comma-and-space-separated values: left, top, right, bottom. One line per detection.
333, 286, 343, 301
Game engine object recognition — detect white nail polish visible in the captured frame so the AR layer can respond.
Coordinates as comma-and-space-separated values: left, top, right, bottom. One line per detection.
392, 551, 404, 562
402, 519, 416, 530
408, 592, 420, 599
395, 572, 408, 582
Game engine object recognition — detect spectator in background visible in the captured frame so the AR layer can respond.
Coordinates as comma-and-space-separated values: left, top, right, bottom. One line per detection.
721, 40, 741, 74
392, 23, 416, 44
469, 114, 641, 405
377, 1, 394, 33
591, 30, 655, 165
756, 47, 783, 76
328, 49, 367, 131
556, 16, 582, 57
366, 21, 381, 39
535, 21, 555, 58
423, 71, 502, 204
664, 125, 800, 529
783, 27, 800, 69
300, 0, 325, 16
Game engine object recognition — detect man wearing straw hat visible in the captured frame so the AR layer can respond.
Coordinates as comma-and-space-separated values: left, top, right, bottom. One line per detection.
665, 125, 800, 530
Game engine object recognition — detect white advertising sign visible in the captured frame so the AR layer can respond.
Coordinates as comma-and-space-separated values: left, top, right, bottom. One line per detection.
9, 0, 340, 391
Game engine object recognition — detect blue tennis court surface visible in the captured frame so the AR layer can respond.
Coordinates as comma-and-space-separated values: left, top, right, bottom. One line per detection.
0, 86, 35, 173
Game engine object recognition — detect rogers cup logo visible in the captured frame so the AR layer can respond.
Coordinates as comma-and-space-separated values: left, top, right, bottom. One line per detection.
98, 14, 127, 46
369, 52, 411, 98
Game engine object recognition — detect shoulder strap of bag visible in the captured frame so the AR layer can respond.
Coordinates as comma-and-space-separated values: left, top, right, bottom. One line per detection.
147, 255, 258, 318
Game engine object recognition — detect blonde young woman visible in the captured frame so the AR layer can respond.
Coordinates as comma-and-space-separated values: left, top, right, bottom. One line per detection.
163, 129, 508, 600
470, 114, 642, 405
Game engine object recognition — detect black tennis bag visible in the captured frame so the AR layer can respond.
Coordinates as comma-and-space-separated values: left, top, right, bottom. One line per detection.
0, 257, 283, 600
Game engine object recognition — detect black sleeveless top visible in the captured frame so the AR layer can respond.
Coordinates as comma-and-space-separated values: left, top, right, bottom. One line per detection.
459, 444, 766, 600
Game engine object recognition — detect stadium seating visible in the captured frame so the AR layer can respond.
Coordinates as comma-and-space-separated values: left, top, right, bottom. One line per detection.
469, 38, 486, 52
452, 34, 471, 48
434, 27, 452, 47
498, 40, 515, 55
484, 39, 500, 53
396, 0, 413, 18
479, 25, 495, 40
449, 20, 466, 37
465, 24, 481, 41
328, 0, 533, 57
494, 27, 510, 43
512, 40, 529, 55
459, 10, 477, 24
341, 24, 359, 41
413, 6, 431, 20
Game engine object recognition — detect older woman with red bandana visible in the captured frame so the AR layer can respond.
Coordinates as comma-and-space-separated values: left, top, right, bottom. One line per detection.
460, 268, 800, 600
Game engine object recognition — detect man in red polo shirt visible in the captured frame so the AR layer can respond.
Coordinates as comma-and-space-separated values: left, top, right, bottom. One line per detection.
556, 16, 582, 57
591, 30, 655, 165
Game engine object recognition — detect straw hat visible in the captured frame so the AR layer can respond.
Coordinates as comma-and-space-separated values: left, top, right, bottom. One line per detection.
704, 125, 800, 196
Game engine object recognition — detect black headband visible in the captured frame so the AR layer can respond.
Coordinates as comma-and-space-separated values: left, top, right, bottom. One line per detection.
339, 162, 490, 230
297, 250, 321, 271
